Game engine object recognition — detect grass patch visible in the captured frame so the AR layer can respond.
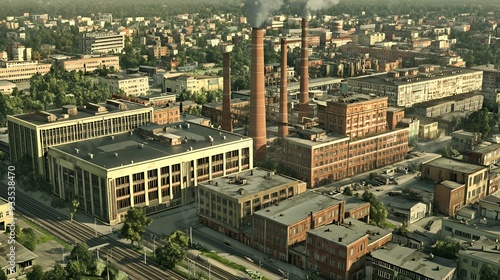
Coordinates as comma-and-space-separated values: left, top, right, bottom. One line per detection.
19, 216, 73, 250
202, 251, 247, 272
381, 221, 398, 229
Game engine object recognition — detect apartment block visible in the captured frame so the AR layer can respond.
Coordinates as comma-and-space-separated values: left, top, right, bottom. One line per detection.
347, 65, 483, 107
100, 74, 149, 97
163, 74, 223, 94
366, 243, 456, 280
471, 64, 500, 94
451, 130, 481, 153
434, 180, 465, 216
358, 32, 386, 46
7, 100, 154, 177
198, 169, 307, 243
422, 157, 489, 205
252, 192, 345, 261
60, 55, 120, 72
304, 219, 392, 280
80, 32, 125, 54
0, 61, 52, 82
45, 123, 252, 224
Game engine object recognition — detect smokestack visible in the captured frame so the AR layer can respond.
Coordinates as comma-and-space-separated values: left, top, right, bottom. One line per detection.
249, 28, 267, 161
221, 45, 233, 132
298, 17, 309, 123
278, 38, 288, 138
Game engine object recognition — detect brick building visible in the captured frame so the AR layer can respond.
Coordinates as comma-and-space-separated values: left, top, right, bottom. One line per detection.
422, 157, 489, 205
386, 107, 405, 130
153, 104, 180, 125
434, 180, 465, 216
198, 169, 307, 244
304, 219, 392, 280
252, 192, 345, 261
464, 142, 500, 167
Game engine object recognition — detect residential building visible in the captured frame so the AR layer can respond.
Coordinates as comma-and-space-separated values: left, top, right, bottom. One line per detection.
465, 142, 500, 167
346, 65, 483, 107
7, 100, 154, 178
45, 123, 252, 224
80, 32, 125, 54
422, 157, 489, 205
100, 74, 149, 96
440, 214, 500, 242
451, 130, 481, 153
60, 55, 120, 73
0, 233, 38, 279
198, 169, 307, 243
163, 74, 223, 95
434, 180, 465, 216
458, 237, 500, 280
0, 61, 52, 82
0, 198, 14, 231
471, 64, 500, 94
252, 192, 345, 261
479, 192, 500, 221
366, 243, 456, 280
0, 80, 16, 95
359, 32, 386, 46
304, 219, 392, 280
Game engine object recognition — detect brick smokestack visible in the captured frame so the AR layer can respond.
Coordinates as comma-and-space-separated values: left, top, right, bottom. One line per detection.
298, 17, 309, 123
221, 45, 233, 132
249, 28, 266, 161
278, 38, 288, 138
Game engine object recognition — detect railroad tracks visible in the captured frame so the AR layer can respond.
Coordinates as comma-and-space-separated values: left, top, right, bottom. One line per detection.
0, 182, 185, 280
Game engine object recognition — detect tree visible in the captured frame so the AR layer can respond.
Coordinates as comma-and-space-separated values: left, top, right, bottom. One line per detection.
101, 262, 119, 280
433, 237, 460, 260
156, 230, 189, 269
44, 263, 67, 280
65, 260, 85, 280
119, 207, 152, 247
0, 269, 6, 280
70, 243, 95, 274
361, 191, 388, 227
26, 265, 45, 280
343, 187, 353, 196
69, 199, 79, 222
480, 264, 500, 280
19, 228, 38, 251
395, 221, 409, 237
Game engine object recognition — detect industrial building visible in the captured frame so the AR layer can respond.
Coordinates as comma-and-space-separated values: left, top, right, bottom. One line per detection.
59, 55, 120, 73
346, 65, 483, 107
80, 32, 125, 54
162, 74, 223, 95
46, 123, 253, 224
0, 60, 52, 82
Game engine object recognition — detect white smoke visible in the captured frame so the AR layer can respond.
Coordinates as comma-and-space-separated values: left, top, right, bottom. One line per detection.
303, 0, 340, 18
245, 0, 284, 28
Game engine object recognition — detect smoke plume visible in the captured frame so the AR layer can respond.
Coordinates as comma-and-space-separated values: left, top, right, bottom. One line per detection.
302, 0, 340, 18
245, 0, 283, 28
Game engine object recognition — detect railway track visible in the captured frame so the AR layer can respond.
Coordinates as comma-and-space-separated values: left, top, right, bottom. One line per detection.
185, 252, 241, 280
0, 182, 185, 280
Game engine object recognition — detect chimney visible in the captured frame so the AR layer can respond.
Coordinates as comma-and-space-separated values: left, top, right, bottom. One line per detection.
298, 17, 309, 123
278, 38, 289, 138
249, 28, 267, 161
221, 44, 233, 132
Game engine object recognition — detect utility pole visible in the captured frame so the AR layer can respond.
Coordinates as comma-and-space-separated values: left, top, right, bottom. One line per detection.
94, 218, 98, 237
190, 226, 193, 247
153, 235, 156, 258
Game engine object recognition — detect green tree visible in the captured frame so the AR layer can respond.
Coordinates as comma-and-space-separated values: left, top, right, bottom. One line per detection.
480, 264, 500, 280
361, 191, 388, 227
69, 243, 95, 273
19, 228, 38, 251
65, 260, 85, 280
343, 187, 353, 196
44, 263, 68, 280
0, 269, 6, 280
395, 221, 409, 237
119, 207, 152, 247
69, 199, 80, 222
101, 262, 119, 280
156, 230, 189, 269
433, 237, 460, 260
26, 265, 45, 280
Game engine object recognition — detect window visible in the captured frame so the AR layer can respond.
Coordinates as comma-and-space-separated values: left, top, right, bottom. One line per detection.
472, 261, 478, 267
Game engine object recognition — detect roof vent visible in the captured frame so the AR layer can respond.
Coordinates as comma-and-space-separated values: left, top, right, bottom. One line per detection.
325, 228, 331, 232
114, 152, 118, 157
130, 160, 134, 164
75, 148, 80, 154
338, 237, 343, 242
222, 136, 226, 140
129, 131, 133, 136
88, 153, 94, 159
111, 136, 115, 140
279, 214, 284, 217
139, 143, 144, 149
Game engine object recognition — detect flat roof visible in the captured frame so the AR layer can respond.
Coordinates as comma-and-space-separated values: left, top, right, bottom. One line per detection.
333, 193, 368, 212
309, 218, 391, 246
371, 243, 456, 279
11, 100, 150, 126
480, 191, 500, 205
460, 237, 500, 263
253, 191, 343, 226
49, 122, 251, 170
471, 64, 500, 73
284, 132, 349, 148
440, 180, 464, 190
468, 141, 500, 155
413, 91, 483, 107
387, 197, 426, 210
348, 66, 481, 86
0, 233, 38, 268
423, 157, 486, 174
0, 80, 15, 86
199, 169, 304, 199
